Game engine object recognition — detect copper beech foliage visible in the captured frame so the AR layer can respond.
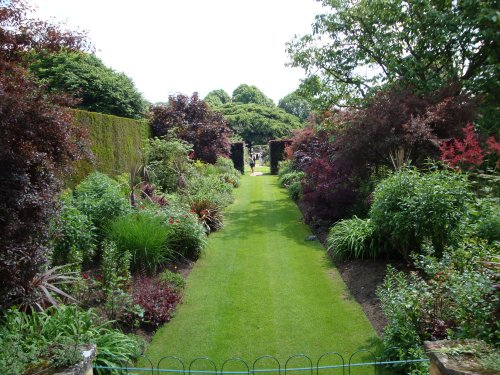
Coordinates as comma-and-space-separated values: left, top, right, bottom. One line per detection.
288, 83, 477, 222
0, 0, 90, 308
150, 93, 232, 164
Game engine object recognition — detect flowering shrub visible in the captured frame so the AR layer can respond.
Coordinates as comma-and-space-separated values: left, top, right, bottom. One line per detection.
163, 202, 207, 260
132, 275, 181, 328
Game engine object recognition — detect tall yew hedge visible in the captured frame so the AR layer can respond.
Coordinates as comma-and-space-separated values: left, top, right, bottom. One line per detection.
69, 110, 150, 185
230, 142, 245, 174
269, 140, 292, 175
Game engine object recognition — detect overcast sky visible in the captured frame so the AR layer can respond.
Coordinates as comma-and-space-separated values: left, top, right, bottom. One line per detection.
29, 0, 325, 104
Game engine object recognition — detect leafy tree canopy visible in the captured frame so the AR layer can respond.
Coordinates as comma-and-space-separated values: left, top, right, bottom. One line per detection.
278, 91, 313, 121
215, 102, 303, 146
150, 93, 232, 164
287, 0, 499, 130
29, 51, 147, 119
232, 84, 275, 107
204, 89, 231, 108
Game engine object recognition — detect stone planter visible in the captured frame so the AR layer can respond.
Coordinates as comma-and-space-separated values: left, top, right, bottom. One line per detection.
425, 340, 497, 375
53, 344, 96, 375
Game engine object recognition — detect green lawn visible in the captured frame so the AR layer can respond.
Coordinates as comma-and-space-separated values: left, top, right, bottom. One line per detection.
144, 169, 381, 369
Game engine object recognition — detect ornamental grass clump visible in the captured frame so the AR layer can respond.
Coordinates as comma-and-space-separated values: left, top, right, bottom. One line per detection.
327, 217, 379, 260
107, 211, 171, 272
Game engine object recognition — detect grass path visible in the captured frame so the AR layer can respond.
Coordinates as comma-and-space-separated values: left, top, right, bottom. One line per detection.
144, 169, 380, 367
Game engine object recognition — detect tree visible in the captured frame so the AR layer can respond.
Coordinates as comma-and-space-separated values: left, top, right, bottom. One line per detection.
287, 0, 499, 130
232, 84, 275, 107
278, 91, 312, 121
290, 83, 476, 222
215, 102, 303, 148
150, 93, 232, 164
204, 89, 231, 108
0, 0, 89, 308
29, 51, 147, 119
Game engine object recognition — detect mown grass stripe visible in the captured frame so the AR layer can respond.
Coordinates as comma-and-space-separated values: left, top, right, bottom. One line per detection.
144, 168, 381, 367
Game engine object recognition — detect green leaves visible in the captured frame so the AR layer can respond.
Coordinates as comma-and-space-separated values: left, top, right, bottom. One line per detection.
232, 84, 275, 107
327, 216, 379, 260
216, 102, 303, 146
287, 0, 499, 121
369, 168, 473, 258
29, 51, 147, 119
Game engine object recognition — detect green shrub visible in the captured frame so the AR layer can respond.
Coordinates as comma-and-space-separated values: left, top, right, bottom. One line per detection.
287, 181, 302, 201
269, 139, 291, 175
187, 197, 225, 233
113, 172, 133, 197
51, 194, 96, 270
377, 238, 499, 373
471, 198, 500, 243
96, 242, 143, 326
327, 217, 380, 260
369, 168, 473, 258
163, 202, 207, 260
277, 159, 295, 178
0, 305, 143, 374
107, 211, 171, 272
73, 172, 129, 237
230, 142, 245, 174
279, 171, 305, 188
68, 110, 150, 187
192, 159, 218, 176
159, 269, 186, 291
185, 174, 233, 208
144, 137, 193, 193
376, 267, 429, 374
215, 157, 241, 187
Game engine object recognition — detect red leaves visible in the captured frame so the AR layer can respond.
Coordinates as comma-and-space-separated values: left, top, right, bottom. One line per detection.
150, 93, 232, 164
440, 123, 499, 170
132, 275, 180, 327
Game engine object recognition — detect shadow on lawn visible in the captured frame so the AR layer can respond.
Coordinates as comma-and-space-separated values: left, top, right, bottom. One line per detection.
219, 196, 317, 247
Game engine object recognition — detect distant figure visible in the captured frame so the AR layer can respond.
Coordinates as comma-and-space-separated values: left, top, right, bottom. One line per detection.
249, 156, 255, 174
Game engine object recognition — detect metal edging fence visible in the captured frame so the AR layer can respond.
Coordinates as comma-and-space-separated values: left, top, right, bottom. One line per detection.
92, 348, 430, 374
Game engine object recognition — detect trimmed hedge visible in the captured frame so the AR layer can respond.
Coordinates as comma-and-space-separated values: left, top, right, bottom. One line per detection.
230, 142, 245, 174
269, 139, 292, 175
69, 110, 150, 186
